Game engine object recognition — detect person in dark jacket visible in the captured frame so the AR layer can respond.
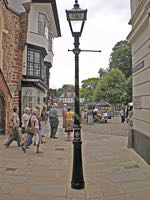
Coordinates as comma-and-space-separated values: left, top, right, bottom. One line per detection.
49, 103, 59, 139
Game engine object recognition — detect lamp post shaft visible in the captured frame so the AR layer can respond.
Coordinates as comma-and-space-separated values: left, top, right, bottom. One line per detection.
71, 35, 85, 189
74, 36, 80, 126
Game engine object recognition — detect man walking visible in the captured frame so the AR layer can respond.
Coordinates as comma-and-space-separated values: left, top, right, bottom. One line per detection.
49, 103, 59, 139
4, 107, 21, 147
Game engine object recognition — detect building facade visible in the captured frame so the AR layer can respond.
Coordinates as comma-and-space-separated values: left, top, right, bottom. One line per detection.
22, 0, 61, 112
0, 0, 61, 135
128, 0, 150, 163
58, 92, 84, 109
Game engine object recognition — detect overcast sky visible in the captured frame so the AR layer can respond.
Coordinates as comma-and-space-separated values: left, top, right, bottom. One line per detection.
50, 0, 131, 89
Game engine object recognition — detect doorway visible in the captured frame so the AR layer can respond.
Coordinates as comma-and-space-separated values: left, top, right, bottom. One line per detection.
0, 91, 5, 134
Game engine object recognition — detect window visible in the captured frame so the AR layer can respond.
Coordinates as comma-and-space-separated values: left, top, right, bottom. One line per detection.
41, 63, 47, 84
27, 48, 42, 77
48, 33, 53, 51
27, 47, 48, 85
38, 13, 49, 39
37, 90, 40, 105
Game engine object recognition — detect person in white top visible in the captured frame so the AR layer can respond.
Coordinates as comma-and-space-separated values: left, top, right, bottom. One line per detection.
21, 107, 31, 145
22, 109, 43, 154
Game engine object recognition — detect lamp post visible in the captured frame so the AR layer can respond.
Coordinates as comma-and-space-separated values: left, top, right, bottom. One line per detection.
66, 0, 87, 189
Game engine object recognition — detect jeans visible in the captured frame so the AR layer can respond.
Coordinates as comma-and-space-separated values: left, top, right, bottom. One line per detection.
50, 126, 58, 138
5, 127, 20, 147
24, 133, 33, 147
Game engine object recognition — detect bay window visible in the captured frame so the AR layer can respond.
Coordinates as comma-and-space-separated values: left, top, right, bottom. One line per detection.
27, 48, 41, 77
27, 47, 48, 86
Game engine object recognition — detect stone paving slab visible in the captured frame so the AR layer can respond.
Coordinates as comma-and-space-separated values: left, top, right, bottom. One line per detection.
0, 117, 149, 199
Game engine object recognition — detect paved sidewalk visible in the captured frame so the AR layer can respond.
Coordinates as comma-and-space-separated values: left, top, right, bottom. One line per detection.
0, 116, 150, 199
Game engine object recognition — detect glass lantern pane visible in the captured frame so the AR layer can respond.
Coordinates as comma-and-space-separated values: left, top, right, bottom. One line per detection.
70, 20, 83, 33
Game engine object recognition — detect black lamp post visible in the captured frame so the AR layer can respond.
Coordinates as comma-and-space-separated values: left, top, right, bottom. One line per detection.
66, 0, 87, 189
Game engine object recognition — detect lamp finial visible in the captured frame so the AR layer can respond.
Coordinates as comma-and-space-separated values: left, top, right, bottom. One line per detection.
74, 0, 79, 8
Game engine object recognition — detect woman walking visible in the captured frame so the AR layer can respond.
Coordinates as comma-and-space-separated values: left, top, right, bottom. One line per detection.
22, 108, 43, 154
21, 107, 31, 145
40, 105, 48, 143
64, 107, 74, 139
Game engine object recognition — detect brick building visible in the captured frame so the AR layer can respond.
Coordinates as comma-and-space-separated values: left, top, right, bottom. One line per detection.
0, 0, 30, 134
0, 0, 61, 135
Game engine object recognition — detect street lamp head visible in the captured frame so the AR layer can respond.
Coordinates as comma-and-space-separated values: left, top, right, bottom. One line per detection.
66, 0, 87, 37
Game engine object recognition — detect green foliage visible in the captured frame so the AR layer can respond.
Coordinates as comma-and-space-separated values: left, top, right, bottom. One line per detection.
109, 40, 132, 78
93, 69, 127, 105
80, 77, 99, 102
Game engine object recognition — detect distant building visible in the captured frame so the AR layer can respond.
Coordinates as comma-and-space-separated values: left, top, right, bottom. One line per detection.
127, 0, 150, 164
58, 92, 84, 108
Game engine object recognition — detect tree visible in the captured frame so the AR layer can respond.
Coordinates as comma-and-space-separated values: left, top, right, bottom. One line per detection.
109, 40, 132, 78
80, 77, 99, 102
93, 69, 127, 106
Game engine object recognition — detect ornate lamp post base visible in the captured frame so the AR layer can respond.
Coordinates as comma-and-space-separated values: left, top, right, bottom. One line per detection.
71, 128, 85, 189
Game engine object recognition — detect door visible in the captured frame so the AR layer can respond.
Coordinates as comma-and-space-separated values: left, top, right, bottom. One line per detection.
0, 91, 5, 135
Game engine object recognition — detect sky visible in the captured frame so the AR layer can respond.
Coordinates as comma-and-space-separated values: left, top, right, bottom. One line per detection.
50, 0, 132, 89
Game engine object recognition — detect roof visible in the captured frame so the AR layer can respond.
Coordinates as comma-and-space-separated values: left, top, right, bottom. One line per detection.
4, 0, 31, 14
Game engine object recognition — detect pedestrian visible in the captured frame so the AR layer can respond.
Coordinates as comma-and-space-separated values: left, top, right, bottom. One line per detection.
35, 104, 41, 131
22, 108, 43, 154
40, 105, 48, 143
49, 103, 59, 139
62, 104, 67, 128
4, 107, 21, 147
21, 107, 31, 145
120, 108, 125, 123
64, 107, 74, 139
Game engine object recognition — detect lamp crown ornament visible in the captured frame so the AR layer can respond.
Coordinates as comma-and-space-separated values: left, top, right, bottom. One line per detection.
74, 0, 79, 9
